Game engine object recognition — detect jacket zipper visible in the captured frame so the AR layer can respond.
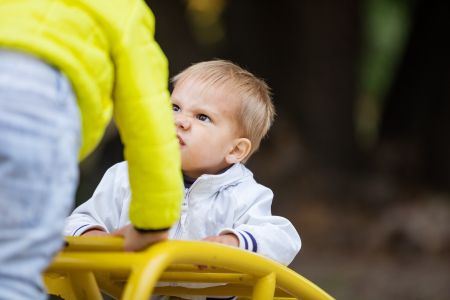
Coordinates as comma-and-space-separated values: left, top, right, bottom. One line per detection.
173, 185, 194, 239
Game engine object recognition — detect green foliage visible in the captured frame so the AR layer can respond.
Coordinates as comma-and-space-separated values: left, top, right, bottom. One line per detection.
356, 0, 416, 148
360, 0, 414, 99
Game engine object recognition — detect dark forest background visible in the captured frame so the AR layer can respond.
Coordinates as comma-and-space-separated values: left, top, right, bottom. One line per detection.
75, 1, 450, 299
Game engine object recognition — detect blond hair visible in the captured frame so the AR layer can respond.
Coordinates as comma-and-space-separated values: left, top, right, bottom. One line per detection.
172, 60, 275, 158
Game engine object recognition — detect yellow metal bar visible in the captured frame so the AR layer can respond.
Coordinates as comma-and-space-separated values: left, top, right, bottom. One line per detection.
252, 272, 276, 300
45, 272, 78, 299
45, 271, 103, 300
68, 271, 103, 300
159, 272, 254, 283
64, 236, 123, 252
166, 264, 235, 273
109, 264, 238, 279
139, 241, 333, 300
47, 252, 142, 272
122, 246, 171, 300
44, 237, 334, 300
153, 284, 293, 297
154, 285, 253, 297
95, 271, 124, 299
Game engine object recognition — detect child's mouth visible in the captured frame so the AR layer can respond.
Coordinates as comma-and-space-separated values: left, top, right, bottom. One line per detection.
177, 135, 186, 146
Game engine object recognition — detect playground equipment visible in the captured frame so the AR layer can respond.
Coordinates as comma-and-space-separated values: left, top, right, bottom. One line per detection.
44, 236, 334, 300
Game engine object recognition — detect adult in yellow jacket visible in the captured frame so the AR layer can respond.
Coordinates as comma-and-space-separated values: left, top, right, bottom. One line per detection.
0, 0, 183, 298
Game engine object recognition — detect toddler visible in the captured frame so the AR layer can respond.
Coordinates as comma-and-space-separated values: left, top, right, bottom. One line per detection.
65, 59, 301, 267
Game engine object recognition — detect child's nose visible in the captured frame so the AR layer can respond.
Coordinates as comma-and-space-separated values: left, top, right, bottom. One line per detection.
175, 115, 191, 130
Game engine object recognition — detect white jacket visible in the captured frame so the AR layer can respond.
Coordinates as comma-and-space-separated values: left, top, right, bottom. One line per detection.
65, 162, 301, 265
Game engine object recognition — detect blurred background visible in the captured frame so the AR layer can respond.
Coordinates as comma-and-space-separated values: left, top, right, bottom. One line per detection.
76, 0, 450, 299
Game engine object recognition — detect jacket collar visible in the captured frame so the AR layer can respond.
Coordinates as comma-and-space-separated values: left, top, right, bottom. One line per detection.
186, 163, 252, 196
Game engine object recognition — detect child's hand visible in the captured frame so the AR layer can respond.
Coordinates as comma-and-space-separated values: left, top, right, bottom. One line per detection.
202, 233, 239, 247
81, 229, 108, 236
197, 234, 239, 270
112, 224, 168, 251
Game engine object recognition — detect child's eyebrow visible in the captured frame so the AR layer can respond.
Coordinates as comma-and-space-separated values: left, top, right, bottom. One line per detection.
199, 106, 221, 120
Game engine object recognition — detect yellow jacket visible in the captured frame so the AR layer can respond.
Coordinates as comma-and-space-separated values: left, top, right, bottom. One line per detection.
0, 0, 183, 230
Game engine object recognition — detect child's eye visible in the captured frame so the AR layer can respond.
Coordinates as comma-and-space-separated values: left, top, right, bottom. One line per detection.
197, 114, 211, 122
172, 104, 180, 112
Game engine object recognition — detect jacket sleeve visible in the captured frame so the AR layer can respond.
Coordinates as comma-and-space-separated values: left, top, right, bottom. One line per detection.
219, 185, 301, 266
64, 162, 129, 236
111, 1, 183, 230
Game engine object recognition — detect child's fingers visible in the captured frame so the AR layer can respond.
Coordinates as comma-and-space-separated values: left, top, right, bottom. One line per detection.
202, 236, 221, 242
110, 225, 169, 251
82, 229, 108, 237
202, 234, 239, 247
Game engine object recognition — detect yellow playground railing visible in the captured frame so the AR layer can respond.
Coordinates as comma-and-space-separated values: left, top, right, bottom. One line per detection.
44, 237, 334, 300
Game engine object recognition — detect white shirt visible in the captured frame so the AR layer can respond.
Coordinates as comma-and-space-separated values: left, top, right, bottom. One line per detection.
65, 162, 301, 266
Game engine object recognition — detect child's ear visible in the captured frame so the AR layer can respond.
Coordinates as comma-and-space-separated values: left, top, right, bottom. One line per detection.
226, 138, 252, 164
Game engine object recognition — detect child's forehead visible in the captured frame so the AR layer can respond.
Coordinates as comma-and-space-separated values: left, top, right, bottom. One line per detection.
177, 76, 227, 93
176, 77, 240, 103
175, 77, 242, 117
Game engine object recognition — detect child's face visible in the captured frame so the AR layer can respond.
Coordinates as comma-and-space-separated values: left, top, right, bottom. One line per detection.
171, 79, 244, 178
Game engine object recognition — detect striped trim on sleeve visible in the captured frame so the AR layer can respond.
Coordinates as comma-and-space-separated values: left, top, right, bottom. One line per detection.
237, 230, 258, 253
73, 224, 90, 236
